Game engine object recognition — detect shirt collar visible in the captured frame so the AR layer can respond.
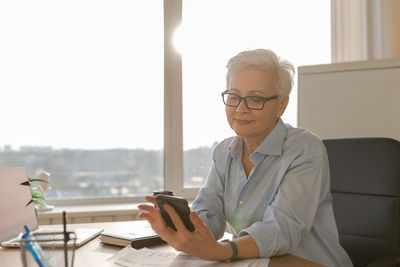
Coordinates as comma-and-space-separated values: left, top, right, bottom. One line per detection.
255, 118, 286, 156
228, 118, 286, 159
228, 136, 243, 161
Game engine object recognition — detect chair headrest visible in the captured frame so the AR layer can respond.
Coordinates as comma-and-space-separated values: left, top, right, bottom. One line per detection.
323, 138, 400, 196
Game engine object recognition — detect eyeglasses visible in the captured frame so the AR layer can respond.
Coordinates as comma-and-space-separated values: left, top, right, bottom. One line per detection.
221, 91, 279, 110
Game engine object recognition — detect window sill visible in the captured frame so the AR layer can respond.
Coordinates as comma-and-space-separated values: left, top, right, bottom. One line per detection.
37, 203, 141, 225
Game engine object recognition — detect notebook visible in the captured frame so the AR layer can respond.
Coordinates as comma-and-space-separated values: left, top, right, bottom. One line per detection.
0, 167, 103, 247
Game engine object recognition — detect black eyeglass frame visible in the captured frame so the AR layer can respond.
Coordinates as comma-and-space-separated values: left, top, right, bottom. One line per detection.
221, 90, 280, 110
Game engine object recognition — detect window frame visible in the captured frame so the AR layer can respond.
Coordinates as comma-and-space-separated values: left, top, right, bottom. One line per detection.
46, 0, 333, 206
47, 0, 195, 207
163, 0, 198, 200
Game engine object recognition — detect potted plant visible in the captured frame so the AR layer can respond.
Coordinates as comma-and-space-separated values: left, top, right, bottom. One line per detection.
20, 172, 52, 215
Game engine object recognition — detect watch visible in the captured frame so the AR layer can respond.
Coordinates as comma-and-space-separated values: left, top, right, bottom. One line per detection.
221, 239, 238, 262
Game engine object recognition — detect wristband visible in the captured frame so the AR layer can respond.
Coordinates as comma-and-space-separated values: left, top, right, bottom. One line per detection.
221, 239, 238, 262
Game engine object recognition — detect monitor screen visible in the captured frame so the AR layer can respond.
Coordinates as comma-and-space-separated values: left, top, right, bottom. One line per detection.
0, 167, 38, 242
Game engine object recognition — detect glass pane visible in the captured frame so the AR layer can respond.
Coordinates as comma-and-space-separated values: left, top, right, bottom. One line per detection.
0, 0, 164, 199
181, 0, 331, 187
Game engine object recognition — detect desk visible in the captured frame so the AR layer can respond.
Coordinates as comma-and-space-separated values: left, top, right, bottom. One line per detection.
0, 220, 325, 266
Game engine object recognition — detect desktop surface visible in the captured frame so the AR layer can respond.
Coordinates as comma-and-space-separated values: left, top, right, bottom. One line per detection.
0, 220, 153, 267
0, 220, 326, 267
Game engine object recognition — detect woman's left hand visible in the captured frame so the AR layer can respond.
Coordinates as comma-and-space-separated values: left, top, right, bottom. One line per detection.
138, 196, 228, 261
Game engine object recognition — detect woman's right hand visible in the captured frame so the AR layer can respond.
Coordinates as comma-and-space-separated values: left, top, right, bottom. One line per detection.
138, 196, 232, 261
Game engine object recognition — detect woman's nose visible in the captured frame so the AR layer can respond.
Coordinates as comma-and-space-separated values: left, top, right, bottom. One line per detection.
235, 99, 249, 113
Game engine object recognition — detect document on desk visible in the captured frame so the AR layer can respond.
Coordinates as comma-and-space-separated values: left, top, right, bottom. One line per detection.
108, 246, 269, 266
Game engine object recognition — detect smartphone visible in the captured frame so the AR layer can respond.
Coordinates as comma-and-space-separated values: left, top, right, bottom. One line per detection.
155, 194, 195, 232
153, 190, 174, 197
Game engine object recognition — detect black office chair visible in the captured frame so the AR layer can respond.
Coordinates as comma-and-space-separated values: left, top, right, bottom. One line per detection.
323, 137, 400, 267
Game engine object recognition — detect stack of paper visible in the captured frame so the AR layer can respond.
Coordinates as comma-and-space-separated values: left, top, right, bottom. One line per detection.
107, 246, 270, 267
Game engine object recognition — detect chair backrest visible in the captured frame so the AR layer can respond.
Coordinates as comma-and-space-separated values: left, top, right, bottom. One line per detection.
323, 137, 400, 267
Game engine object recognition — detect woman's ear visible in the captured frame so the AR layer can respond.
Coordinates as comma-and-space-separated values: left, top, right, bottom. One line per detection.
277, 96, 289, 117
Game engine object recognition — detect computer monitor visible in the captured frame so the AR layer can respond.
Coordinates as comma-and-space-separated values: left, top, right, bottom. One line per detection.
0, 167, 38, 243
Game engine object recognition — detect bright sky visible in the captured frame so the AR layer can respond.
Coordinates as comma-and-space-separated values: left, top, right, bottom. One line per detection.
0, 0, 330, 151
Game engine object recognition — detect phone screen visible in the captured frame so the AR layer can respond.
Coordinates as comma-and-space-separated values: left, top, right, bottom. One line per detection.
155, 195, 195, 232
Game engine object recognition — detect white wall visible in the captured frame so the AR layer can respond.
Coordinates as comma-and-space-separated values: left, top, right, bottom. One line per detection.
298, 58, 400, 141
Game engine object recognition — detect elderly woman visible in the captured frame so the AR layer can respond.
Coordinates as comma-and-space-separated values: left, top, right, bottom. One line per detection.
138, 49, 352, 266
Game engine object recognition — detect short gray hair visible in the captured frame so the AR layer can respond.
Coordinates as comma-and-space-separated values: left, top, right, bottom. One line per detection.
226, 49, 295, 97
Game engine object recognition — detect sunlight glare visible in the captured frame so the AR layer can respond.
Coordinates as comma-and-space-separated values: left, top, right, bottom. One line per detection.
173, 24, 184, 54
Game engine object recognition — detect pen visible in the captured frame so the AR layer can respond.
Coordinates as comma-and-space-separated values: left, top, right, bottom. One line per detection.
62, 211, 69, 267
23, 225, 51, 267
21, 234, 45, 267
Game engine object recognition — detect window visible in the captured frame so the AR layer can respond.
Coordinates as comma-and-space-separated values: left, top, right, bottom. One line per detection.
0, 0, 331, 204
0, 0, 164, 202
181, 0, 331, 188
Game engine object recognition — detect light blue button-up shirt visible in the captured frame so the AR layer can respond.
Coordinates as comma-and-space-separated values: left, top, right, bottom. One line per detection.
191, 119, 353, 267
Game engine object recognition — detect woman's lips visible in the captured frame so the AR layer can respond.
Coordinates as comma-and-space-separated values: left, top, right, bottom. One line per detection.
235, 119, 253, 125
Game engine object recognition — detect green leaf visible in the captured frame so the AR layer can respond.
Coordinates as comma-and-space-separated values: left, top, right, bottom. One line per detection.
32, 197, 47, 207
31, 190, 45, 198
28, 178, 49, 184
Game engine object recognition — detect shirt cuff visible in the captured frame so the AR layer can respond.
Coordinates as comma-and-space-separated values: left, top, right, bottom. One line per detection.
239, 221, 289, 258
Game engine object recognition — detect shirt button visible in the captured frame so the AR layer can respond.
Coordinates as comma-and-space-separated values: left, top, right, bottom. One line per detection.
239, 200, 244, 205
240, 172, 244, 176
